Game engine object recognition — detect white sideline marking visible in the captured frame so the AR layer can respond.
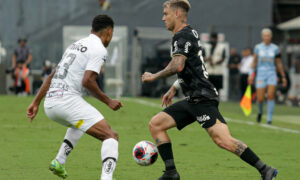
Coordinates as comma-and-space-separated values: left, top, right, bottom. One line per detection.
124, 98, 300, 134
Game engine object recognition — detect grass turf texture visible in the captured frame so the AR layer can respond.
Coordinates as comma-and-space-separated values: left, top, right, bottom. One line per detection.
0, 96, 299, 180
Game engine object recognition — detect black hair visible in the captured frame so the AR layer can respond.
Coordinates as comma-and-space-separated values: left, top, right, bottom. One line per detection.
92, 14, 114, 32
18, 38, 27, 43
210, 32, 218, 39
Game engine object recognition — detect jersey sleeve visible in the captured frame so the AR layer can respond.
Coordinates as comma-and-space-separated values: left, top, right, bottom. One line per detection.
172, 34, 192, 57
85, 49, 107, 74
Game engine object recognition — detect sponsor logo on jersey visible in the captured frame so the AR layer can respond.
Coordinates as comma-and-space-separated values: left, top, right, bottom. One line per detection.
46, 90, 64, 98
178, 78, 184, 83
184, 42, 191, 53
172, 41, 178, 54
196, 114, 211, 124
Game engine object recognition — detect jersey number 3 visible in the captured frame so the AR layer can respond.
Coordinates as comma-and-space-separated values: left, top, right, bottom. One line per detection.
54, 53, 76, 79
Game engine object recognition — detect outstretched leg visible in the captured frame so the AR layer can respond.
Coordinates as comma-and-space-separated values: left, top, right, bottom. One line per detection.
207, 123, 278, 180
86, 119, 118, 180
149, 112, 180, 180
49, 127, 84, 178
56, 128, 84, 164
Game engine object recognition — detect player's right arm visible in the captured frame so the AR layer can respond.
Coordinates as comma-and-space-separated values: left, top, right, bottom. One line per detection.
27, 69, 56, 122
82, 70, 123, 111
248, 53, 258, 85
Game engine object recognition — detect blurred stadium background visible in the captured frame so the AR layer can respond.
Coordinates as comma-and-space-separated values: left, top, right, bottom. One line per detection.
0, 0, 300, 179
0, 0, 300, 99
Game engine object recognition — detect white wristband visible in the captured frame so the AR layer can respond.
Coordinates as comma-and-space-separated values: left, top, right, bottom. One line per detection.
173, 79, 180, 90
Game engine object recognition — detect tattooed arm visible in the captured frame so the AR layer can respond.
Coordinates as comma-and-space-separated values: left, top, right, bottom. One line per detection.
142, 55, 187, 82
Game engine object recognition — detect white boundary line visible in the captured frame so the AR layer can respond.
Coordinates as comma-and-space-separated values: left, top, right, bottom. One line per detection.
124, 98, 300, 134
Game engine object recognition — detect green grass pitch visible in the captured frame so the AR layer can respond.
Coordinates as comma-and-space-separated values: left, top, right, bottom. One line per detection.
0, 96, 299, 180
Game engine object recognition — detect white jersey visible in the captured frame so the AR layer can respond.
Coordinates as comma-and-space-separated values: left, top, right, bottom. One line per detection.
44, 34, 107, 106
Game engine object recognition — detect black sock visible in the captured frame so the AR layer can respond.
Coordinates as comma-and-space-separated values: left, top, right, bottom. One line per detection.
240, 147, 266, 172
157, 143, 176, 171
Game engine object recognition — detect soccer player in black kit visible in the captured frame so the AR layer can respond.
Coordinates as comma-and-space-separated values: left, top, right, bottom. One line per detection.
142, 0, 278, 180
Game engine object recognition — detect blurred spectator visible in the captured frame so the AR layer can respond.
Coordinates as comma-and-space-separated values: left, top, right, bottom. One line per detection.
9, 38, 32, 94
204, 32, 226, 92
14, 61, 30, 95
227, 48, 241, 101
288, 47, 300, 106
41, 60, 52, 82
239, 48, 254, 97
11, 38, 32, 70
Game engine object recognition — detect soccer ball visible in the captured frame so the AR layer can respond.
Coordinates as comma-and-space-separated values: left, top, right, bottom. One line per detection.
133, 140, 158, 166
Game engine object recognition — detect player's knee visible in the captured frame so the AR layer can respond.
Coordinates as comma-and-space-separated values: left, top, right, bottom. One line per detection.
257, 96, 264, 102
149, 115, 163, 132
112, 130, 119, 141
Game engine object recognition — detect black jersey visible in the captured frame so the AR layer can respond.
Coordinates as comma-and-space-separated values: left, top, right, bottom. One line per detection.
171, 26, 219, 102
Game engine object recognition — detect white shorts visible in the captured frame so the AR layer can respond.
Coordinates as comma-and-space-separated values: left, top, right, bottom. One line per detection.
44, 95, 104, 132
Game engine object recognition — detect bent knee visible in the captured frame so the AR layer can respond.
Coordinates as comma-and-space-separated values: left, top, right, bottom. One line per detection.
112, 130, 119, 141
149, 115, 163, 131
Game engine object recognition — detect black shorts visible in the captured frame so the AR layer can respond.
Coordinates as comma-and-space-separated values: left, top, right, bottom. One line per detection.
163, 99, 226, 130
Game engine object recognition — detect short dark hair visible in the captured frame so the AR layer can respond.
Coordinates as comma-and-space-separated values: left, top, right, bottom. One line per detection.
92, 15, 114, 32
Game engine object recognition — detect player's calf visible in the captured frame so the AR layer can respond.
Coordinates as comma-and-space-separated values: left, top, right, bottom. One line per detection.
86, 120, 119, 180
207, 123, 277, 178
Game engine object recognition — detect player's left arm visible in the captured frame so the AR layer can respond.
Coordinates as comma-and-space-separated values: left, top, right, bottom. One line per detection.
27, 69, 56, 122
161, 79, 180, 107
142, 55, 187, 82
275, 57, 287, 87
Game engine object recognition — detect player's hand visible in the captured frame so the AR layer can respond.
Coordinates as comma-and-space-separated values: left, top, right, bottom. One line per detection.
142, 72, 156, 83
27, 103, 39, 122
248, 75, 254, 85
162, 88, 176, 108
282, 77, 287, 87
108, 99, 123, 111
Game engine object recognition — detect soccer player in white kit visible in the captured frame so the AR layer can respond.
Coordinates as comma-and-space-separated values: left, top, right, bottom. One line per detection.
27, 15, 122, 180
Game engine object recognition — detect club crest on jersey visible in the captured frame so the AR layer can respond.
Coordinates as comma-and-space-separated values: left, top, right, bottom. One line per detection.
196, 115, 210, 124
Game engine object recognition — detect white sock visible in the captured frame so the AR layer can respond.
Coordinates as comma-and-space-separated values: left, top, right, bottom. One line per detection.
56, 128, 84, 164
101, 138, 118, 180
